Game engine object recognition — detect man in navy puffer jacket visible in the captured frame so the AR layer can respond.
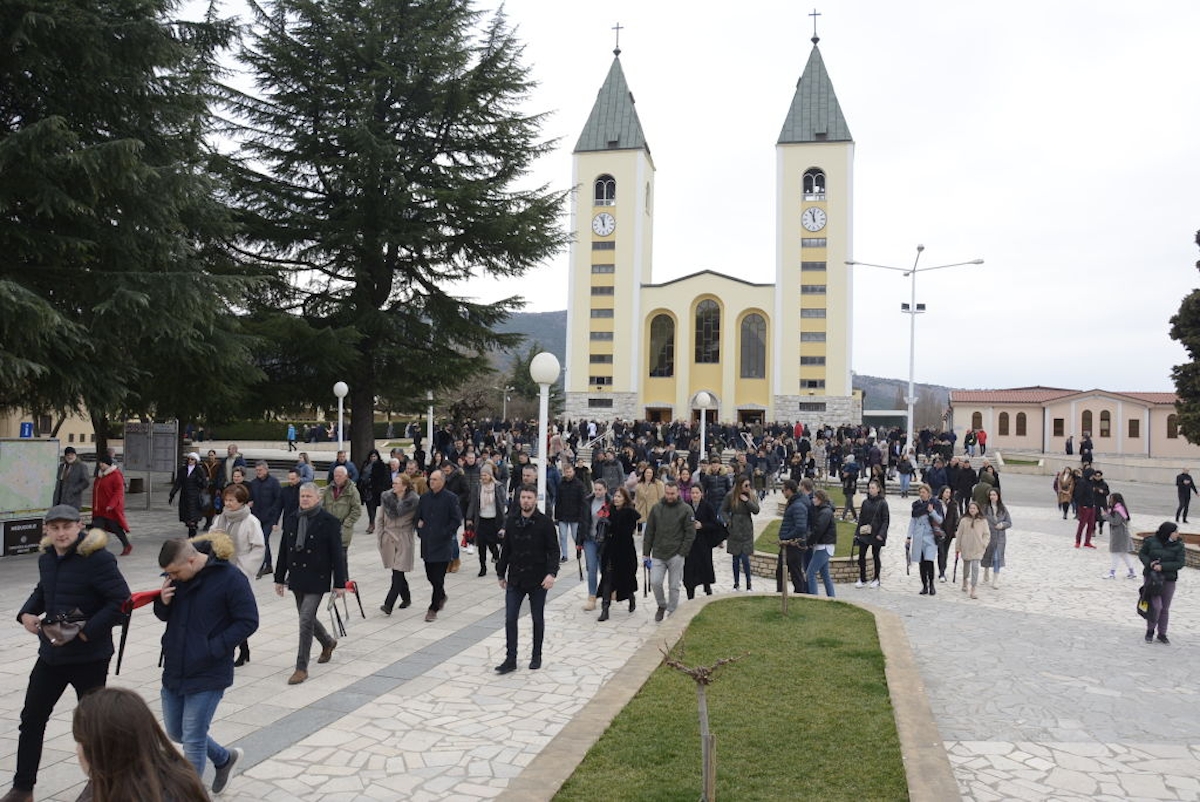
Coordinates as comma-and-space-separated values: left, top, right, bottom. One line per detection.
155, 534, 259, 793
8, 505, 129, 802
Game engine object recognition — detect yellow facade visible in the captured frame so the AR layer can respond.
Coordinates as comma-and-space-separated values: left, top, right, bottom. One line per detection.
564, 42, 862, 426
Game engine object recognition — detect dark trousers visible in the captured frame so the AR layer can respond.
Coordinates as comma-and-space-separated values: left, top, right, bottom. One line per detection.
776, 544, 805, 593
91, 515, 130, 549
504, 584, 548, 661
384, 570, 411, 610
15, 657, 109, 791
858, 542, 882, 583
937, 536, 954, 576
425, 561, 448, 612
1177, 493, 1192, 522
1148, 580, 1177, 636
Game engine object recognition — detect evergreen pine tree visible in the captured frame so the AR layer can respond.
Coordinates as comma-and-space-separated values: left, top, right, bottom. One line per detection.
1169, 231, 1200, 443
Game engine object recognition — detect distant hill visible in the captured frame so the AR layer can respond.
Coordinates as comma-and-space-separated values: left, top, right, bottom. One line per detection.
493, 311, 950, 424
492, 310, 567, 372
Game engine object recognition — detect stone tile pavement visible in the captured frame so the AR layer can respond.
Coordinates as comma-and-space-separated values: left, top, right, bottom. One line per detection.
0, 482, 1196, 801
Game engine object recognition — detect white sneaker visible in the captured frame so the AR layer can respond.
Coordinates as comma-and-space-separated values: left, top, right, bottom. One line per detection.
869, 579, 880, 588
464, 545, 476, 554
1103, 570, 1115, 580
854, 580, 865, 588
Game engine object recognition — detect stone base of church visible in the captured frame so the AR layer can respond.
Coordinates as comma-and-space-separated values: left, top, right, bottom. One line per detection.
774, 394, 862, 427
564, 392, 639, 422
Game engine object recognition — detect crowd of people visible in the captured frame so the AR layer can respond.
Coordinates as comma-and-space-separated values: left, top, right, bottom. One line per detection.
8, 416, 1192, 802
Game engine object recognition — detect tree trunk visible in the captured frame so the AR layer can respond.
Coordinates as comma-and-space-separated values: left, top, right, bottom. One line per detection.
89, 408, 111, 475
348, 375, 376, 466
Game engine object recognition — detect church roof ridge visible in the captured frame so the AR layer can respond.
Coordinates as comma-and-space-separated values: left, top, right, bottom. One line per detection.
643, 269, 773, 290
574, 56, 650, 154
778, 41, 852, 144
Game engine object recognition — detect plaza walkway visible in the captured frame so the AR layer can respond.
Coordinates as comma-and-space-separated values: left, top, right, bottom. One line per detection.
0, 475, 1195, 801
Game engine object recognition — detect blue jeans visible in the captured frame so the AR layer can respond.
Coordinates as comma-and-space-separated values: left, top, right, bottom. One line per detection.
899, 474, 911, 495
581, 538, 599, 596
161, 686, 228, 777
557, 521, 578, 561
731, 554, 751, 588
806, 548, 835, 597
505, 583, 548, 660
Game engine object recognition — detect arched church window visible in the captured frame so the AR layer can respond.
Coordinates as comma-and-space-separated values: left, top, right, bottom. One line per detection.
594, 175, 616, 206
740, 314, 766, 379
649, 315, 675, 377
1099, 411, 1111, 438
971, 411, 983, 430
803, 168, 826, 200
695, 300, 720, 364
1082, 410, 1093, 436
998, 412, 1009, 436
1016, 412, 1027, 437
1167, 413, 1179, 439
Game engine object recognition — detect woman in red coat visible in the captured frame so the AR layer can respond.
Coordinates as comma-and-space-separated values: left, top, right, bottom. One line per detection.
91, 454, 132, 555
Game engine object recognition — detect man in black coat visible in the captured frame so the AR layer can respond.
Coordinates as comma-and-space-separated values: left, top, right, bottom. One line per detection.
7, 505, 129, 802
495, 484, 559, 674
1176, 468, 1197, 523
51, 447, 89, 509
415, 470, 462, 622
274, 483, 347, 686
249, 460, 283, 578
553, 462, 587, 563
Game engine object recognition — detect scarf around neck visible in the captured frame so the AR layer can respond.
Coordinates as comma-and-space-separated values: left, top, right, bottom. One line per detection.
296, 503, 322, 549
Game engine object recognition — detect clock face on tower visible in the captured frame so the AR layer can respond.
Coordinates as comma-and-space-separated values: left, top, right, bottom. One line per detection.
801, 207, 827, 232
592, 212, 616, 237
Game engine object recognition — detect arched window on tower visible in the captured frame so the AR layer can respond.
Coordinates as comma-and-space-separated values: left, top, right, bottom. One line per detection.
594, 175, 616, 206
803, 168, 826, 201
648, 315, 675, 377
740, 314, 766, 379
695, 300, 720, 363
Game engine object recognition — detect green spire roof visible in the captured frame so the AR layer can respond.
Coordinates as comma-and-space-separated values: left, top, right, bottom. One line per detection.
574, 56, 649, 154
778, 41, 852, 144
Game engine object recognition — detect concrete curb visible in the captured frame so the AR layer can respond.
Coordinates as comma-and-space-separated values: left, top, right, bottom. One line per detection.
499, 591, 959, 801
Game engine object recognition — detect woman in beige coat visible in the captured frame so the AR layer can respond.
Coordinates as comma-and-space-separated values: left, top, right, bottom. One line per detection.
633, 465, 665, 529
955, 500, 991, 599
378, 473, 420, 614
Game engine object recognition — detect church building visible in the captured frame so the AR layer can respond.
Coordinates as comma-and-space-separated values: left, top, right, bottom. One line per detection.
562, 34, 863, 427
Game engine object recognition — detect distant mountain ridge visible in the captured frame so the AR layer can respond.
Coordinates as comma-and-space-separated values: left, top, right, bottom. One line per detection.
495, 310, 950, 424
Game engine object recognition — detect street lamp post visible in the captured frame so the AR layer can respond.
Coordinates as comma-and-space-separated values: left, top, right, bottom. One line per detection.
695, 391, 713, 463
846, 246, 983, 453
529, 352, 561, 514
332, 381, 349, 453
426, 390, 434, 457
500, 385, 514, 421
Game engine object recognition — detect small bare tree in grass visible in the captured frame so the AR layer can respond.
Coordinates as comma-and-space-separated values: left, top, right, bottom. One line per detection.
661, 640, 746, 802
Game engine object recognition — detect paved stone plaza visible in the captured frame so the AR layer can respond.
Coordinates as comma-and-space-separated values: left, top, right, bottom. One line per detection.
0, 470, 1196, 801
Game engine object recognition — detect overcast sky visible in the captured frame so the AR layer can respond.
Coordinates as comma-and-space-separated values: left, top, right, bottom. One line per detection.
205, 0, 1200, 392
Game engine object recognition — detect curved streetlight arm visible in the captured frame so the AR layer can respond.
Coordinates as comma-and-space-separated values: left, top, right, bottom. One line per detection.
847, 259, 984, 274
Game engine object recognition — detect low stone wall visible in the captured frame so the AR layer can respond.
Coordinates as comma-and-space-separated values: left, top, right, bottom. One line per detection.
1131, 534, 1200, 570
748, 549, 860, 584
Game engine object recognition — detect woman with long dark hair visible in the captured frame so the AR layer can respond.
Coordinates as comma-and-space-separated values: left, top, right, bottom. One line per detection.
684, 485, 721, 599
358, 449, 391, 535
722, 476, 760, 591
1140, 522, 1186, 644
1103, 492, 1137, 579
72, 687, 209, 802
982, 487, 1012, 589
854, 479, 889, 588
597, 485, 640, 621
935, 485, 959, 583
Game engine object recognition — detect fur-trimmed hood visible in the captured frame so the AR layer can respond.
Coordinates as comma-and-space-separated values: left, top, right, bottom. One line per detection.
40, 527, 108, 556
190, 530, 235, 561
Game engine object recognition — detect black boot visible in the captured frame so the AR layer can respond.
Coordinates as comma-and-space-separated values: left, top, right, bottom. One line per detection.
234, 642, 250, 667
629, 596, 636, 613
598, 602, 610, 622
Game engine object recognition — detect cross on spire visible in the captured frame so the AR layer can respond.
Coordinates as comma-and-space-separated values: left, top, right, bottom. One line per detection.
612, 22, 624, 56
809, 8, 821, 44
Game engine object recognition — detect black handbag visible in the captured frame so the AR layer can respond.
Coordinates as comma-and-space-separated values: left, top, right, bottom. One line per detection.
41, 608, 89, 646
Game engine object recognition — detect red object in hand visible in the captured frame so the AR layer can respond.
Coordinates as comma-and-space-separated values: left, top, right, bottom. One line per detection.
121, 589, 163, 614
345, 580, 358, 594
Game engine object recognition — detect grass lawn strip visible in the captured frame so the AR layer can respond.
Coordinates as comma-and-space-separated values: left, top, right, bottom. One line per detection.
554, 597, 908, 801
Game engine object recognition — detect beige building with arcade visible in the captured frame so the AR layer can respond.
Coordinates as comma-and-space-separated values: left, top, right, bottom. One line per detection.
563, 35, 862, 427
949, 387, 1199, 459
